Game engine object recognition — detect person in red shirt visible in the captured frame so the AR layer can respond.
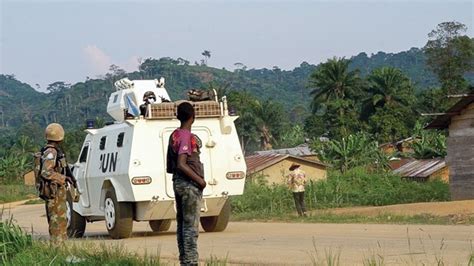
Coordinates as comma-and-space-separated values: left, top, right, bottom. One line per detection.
166, 102, 206, 265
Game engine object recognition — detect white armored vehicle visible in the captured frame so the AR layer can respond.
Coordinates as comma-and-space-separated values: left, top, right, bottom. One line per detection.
67, 78, 246, 239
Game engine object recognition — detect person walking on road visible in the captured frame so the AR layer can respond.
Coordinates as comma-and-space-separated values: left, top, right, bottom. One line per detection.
166, 102, 207, 265
287, 163, 307, 217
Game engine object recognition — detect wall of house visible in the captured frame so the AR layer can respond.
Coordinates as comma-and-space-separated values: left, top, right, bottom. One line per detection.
429, 166, 450, 183
254, 158, 327, 185
447, 102, 474, 200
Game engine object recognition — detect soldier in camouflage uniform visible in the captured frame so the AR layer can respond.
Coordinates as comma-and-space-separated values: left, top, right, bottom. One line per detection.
167, 102, 206, 266
41, 123, 70, 243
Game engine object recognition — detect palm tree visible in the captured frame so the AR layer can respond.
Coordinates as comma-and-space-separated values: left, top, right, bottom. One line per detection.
308, 57, 360, 112
201, 50, 211, 65
367, 67, 413, 109
252, 100, 286, 150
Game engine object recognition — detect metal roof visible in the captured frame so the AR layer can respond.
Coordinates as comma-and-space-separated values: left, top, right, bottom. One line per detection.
245, 154, 326, 175
425, 94, 474, 129
254, 144, 315, 157
392, 158, 446, 178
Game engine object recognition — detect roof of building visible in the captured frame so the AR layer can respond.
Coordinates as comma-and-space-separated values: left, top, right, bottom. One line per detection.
254, 144, 315, 157
379, 137, 415, 148
245, 154, 326, 175
391, 158, 446, 178
425, 94, 474, 129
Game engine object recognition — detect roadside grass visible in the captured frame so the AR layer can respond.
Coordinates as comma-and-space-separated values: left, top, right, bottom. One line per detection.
0, 183, 36, 203
231, 211, 474, 225
23, 198, 43, 205
1, 213, 229, 266
231, 168, 452, 225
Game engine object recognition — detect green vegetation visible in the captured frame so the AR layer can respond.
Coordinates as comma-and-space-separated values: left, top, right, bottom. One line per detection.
0, 22, 472, 158
312, 133, 388, 173
232, 168, 450, 219
425, 21, 474, 94
232, 210, 473, 225
0, 184, 36, 203
0, 215, 231, 265
0, 21, 471, 201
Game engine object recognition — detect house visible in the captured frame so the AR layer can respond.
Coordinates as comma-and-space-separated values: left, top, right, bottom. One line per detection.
379, 137, 415, 155
390, 158, 449, 182
245, 154, 327, 185
254, 144, 319, 161
426, 94, 474, 200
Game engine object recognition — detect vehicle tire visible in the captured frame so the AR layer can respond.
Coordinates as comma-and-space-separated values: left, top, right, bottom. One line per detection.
149, 219, 172, 232
104, 188, 133, 239
200, 199, 231, 232
66, 189, 86, 238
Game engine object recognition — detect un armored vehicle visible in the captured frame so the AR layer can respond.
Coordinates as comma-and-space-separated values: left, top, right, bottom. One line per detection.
67, 78, 246, 239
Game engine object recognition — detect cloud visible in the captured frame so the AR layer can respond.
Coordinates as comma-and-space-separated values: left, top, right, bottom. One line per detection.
123, 55, 140, 72
83, 45, 139, 75
83, 45, 112, 74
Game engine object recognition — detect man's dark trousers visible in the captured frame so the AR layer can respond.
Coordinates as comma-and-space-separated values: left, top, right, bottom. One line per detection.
173, 177, 202, 265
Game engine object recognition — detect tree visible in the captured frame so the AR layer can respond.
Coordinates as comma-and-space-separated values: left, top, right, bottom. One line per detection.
366, 67, 414, 108
107, 64, 126, 78
308, 57, 360, 109
362, 67, 416, 142
253, 100, 287, 150
46, 81, 70, 94
307, 57, 362, 138
409, 123, 447, 159
227, 91, 288, 152
424, 21, 474, 93
201, 50, 211, 66
312, 133, 389, 173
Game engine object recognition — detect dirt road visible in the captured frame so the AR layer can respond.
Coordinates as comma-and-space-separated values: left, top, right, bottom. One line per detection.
2, 202, 473, 265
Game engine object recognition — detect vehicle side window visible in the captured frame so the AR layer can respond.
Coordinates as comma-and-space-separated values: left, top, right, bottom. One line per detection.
79, 145, 89, 163
100, 136, 107, 150
117, 132, 125, 147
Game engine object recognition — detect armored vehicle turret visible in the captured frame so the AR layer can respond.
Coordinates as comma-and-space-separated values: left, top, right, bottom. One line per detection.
67, 78, 246, 239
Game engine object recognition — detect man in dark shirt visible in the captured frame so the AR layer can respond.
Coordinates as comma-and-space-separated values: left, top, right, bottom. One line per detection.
167, 102, 206, 266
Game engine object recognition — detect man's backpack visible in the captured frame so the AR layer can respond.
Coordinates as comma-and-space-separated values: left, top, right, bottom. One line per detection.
166, 133, 177, 174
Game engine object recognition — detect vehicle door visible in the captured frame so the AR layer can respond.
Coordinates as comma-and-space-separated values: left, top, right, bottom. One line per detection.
74, 142, 91, 208
162, 127, 213, 197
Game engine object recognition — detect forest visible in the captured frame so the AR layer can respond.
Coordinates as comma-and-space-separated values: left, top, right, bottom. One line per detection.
0, 21, 473, 183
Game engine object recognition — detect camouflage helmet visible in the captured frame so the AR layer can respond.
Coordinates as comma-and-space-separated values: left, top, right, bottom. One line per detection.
45, 123, 65, 142
143, 91, 156, 101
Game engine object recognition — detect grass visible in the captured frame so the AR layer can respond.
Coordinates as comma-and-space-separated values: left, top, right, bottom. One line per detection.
23, 199, 43, 205
0, 183, 37, 204
231, 211, 474, 225
0, 212, 229, 266
231, 168, 451, 223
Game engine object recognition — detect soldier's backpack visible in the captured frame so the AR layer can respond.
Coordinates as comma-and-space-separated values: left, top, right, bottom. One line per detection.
33, 146, 58, 200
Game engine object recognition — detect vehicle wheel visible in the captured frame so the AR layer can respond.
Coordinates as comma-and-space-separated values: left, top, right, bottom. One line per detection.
66, 189, 86, 238
200, 199, 231, 232
149, 219, 172, 232
104, 188, 133, 239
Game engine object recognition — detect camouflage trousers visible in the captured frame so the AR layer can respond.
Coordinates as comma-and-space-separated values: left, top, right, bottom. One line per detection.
173, 177, 202, 266
45, 185, 67, 243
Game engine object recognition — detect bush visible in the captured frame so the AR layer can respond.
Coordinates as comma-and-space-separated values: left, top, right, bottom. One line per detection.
0, 217, 33, 263
0, 184, 37, 203
312, 168, 450, 208
231, 169, 450, 217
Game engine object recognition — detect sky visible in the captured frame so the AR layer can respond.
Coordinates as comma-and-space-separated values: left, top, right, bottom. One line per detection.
0, 0, 472, 91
